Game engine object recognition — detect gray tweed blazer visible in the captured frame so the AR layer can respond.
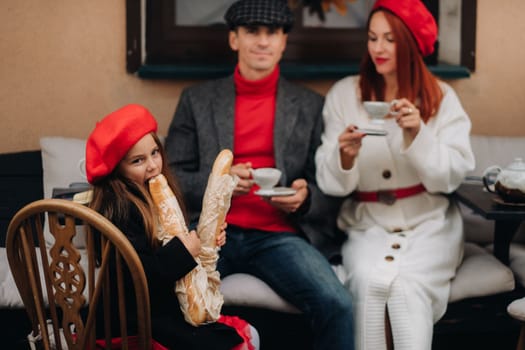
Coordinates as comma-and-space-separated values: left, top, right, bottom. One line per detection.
165, 74, 344, 259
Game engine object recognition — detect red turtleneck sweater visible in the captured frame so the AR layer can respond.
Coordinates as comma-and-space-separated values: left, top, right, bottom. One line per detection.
226, 65, 296, 233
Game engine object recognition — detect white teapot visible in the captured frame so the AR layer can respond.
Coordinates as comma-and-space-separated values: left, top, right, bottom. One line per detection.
482, 157, 525, 203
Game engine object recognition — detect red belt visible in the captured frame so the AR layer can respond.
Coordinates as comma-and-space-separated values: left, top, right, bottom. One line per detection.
353, 184, 426, 205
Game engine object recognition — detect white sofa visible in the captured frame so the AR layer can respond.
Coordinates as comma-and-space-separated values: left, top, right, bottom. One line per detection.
222, 135, 525, 312
1, 134, 524, 346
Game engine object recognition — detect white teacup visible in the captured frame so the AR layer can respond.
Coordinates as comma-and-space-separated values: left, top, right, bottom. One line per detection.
251, 168, 282, 190
363, 100, 398, 124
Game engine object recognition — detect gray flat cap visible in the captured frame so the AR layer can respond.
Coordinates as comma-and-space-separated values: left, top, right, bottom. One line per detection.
224, 0, 294, 33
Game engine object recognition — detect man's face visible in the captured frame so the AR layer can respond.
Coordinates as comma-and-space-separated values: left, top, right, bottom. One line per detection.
229, 25, 287, 80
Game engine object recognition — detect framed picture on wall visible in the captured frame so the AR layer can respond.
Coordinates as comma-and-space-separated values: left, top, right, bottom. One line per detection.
126, 0, 475, 79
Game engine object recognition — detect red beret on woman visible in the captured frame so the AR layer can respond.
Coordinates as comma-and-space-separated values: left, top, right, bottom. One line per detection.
372, 0, 438, 56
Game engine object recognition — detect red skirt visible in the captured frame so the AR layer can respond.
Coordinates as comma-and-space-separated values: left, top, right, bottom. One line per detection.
218, 315, 255, 350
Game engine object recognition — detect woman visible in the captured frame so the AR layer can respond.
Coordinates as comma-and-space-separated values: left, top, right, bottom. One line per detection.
315, 0, 475, 349
85, 104, 258, 350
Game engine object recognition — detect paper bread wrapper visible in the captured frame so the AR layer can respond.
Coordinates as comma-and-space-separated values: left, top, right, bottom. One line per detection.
149, 149, 237, 326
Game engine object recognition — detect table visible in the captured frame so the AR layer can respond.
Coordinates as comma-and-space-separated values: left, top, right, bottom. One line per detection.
454, 182, 525, 265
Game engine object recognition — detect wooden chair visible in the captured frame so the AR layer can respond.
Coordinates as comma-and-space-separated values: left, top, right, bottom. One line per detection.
6, 198, 155, 350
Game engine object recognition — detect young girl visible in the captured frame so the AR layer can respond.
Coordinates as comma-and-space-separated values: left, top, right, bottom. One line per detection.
85, 103, 258, 350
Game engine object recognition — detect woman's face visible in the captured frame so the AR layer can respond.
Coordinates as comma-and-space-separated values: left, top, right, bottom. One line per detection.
368, 11, 397, 78
118, 133, 162, 188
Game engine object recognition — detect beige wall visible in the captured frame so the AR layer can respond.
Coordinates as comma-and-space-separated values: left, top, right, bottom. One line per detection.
1, 1, 524, 153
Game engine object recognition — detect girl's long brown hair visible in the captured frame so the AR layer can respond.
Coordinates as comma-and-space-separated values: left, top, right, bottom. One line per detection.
359, 9, 443, 123
89, 133, 187, 249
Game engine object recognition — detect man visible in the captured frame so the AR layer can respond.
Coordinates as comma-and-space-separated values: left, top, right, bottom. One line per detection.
165, 1, 354, 349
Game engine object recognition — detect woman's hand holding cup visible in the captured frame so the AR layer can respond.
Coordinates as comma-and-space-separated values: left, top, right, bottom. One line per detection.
391, 98, 421, 143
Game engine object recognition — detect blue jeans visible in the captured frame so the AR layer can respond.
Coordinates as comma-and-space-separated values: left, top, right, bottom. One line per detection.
218, 226, 354, 350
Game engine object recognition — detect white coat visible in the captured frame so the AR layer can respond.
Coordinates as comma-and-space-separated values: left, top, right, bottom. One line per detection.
315, 76, 475, 350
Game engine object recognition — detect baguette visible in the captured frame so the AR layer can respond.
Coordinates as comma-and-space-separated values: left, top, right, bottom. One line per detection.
197, 149, 235, 250
149, 173, 208, 324
149, 149, 237, 326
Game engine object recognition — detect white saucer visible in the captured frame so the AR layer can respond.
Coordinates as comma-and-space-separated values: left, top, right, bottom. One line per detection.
255, 187, 297, 197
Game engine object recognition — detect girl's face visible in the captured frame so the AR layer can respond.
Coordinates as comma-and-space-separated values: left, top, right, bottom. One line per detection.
118, 133, 162, 188
368, 11, 397, 78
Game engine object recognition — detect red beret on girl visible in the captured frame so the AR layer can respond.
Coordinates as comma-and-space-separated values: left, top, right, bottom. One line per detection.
372, 0, 438, 56
86, 104, 158, 184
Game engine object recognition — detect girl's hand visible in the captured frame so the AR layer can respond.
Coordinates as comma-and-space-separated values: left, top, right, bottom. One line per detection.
391, 98, 421, 144
178, 230, 201, 258
216, 222, 227, 247
231, 162, 254, 196
339, 124, 366, 170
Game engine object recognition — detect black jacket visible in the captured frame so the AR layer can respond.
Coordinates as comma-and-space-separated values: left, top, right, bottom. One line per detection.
102, 205, 243, 350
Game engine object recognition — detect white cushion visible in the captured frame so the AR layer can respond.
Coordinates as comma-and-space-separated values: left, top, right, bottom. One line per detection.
507, 297, 525, 322
449, 242, 515, 303
220, 265, 347, 314
40, 137, 88, 248
220, 273, 299, 313
486, 242, 525, 288
509, 243, 525, 287
40, 137, 87, 199
221, 245, 515, 312
0, 248, 23, 307
0, 247, 91, 308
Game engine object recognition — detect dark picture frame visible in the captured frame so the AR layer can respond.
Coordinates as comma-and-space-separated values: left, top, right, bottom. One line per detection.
126, 0, 476, 79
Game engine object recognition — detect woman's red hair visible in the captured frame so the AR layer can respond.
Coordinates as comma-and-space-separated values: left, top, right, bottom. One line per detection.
359, 9, 443, 123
